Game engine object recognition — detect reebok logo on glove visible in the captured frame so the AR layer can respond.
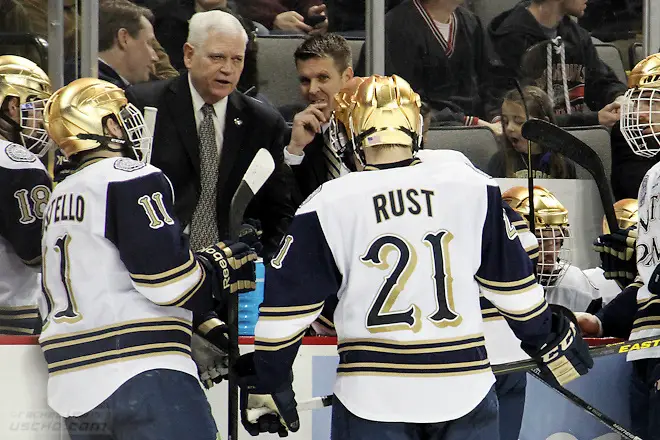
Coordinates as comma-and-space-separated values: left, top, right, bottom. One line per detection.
200, 247, 231, 290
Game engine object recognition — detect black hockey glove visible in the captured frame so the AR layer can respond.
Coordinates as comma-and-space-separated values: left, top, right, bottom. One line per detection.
196, 240, 257, 302
191, 312, 230, 389
522, 305, 594, 387
593, 226, 637, 287
238, 219, 264, 255
234, 352, 300, 437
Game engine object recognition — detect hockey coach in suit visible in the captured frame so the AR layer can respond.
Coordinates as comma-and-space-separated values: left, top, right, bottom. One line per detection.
126, 9, 294, 259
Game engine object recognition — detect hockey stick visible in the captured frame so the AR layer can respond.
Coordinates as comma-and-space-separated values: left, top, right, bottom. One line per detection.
281, 334, 660, 413
226, 148, 275, 440
529, 369, 642, 440
520, 118, 619, 233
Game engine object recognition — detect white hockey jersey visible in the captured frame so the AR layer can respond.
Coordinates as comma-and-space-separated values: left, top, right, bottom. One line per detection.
39, 156, 214, 417
629, 162, 660, 361
254, 151, 551, 423
583, 267, 622, 306
546, 264, 599, 312
0, 140, 51, 335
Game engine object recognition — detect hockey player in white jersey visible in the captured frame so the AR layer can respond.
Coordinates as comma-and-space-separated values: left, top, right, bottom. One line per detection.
576, 53, 660, 439
584, 198, 639, 306
39, 77, 257, 440
0, 55, 53, 335
233, 74, 593, 440
503, 185, 601, 312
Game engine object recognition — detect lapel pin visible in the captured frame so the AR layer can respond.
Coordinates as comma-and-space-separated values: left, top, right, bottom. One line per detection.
234, 118, 243, 126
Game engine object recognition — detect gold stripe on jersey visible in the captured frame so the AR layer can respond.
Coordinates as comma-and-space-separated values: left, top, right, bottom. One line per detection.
159, 268, 207, 308
475, 274, 538, 295
130, 252, 197, 286
638, 298, 660, 312
337, 339, 485, 355
481, 307, 504, 322
0, 305, 40, 335
337, 336, 491, 378
317, 315, 335, 329
40, 316, 192, 344
259, 301, 325, 320
254, 328, 306, 351
496, 300, 548, 322
40, 317, 192, 376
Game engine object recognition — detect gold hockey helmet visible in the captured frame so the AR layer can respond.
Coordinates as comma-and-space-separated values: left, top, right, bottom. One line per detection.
621, 53, 660, 158
502, 186, 571, 288
332, 75, 422, 160
44, 78, 152, 162
0, 55, 52, 156
602, 198, 639, 234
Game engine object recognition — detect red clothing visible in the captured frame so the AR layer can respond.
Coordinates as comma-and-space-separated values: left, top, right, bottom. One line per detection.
237, 0, 322, 29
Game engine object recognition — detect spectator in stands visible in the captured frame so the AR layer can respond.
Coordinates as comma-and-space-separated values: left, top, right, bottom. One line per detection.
0, 0, 37, 62
356, 0, 503, 134
125, 10, 294, 258
152, 1, 263, 97
283, 34, 355, 206
326, 0, 403, 33
488, 86, 576, 178
237, 0, 328, 35
488, 0, 626, 128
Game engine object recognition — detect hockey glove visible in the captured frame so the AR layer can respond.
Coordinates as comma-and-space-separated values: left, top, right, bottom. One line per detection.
196, 240, 257, 301
191, 312, 230, 389
238, 219, 264, 255
522, 304, 594, 387
234, 352, 300, 437
593, 226, 637, 287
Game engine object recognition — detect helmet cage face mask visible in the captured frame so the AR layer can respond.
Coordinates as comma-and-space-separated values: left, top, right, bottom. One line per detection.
119, 102, 152, 164
19, 97, 52, 157
536, 225, 571, 288
621, 88, 660, 158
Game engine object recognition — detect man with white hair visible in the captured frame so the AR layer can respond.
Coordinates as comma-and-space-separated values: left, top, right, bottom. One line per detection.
126, 10, 294, 258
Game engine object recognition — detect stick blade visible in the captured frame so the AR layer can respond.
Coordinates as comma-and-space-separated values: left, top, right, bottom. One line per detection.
521, 119, 619, 232
228, 148, 276, 239
244, 148, 276, 195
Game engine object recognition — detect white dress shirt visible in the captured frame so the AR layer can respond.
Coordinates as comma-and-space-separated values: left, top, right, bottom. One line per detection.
188, 76, 228, 154
284, 123, 350, 176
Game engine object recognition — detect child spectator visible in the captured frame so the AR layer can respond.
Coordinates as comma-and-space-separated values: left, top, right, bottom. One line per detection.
488, 86, 577, 178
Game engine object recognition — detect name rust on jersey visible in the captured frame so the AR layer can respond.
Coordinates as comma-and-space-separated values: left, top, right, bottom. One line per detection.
44, 193, 85, 227
373, 188, 434, 224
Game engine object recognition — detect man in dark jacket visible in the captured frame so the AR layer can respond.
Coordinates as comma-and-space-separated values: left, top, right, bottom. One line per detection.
356, 0, 503, 134
488, 0, 626, 127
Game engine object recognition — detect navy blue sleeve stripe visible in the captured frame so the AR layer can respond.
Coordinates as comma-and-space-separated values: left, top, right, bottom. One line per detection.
254, 328, 307, 351
130, 252, 196, 285
497, 300, 548, 322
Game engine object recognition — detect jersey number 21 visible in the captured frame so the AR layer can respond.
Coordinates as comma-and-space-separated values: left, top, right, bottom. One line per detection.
362, 231, 461, 334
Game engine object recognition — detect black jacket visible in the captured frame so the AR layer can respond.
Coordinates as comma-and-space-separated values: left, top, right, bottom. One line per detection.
64, 60, 129, 89
488, 2, 627, 113
289, 133, 330, 206
356, 0, 503, 124
125, 74, 295, 258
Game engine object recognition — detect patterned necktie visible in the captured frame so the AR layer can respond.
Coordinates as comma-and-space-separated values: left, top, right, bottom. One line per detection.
189, 103, 219, 251
322, 130, 341, 180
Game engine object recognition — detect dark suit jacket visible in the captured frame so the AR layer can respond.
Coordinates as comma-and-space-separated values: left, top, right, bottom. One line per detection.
63, 59, 129, 89
290, 133, 329, 206
125, 73, 295, 257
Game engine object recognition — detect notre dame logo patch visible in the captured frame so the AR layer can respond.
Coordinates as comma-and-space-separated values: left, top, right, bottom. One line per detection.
113, 158, 146, 172
5, 143, 37, 163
